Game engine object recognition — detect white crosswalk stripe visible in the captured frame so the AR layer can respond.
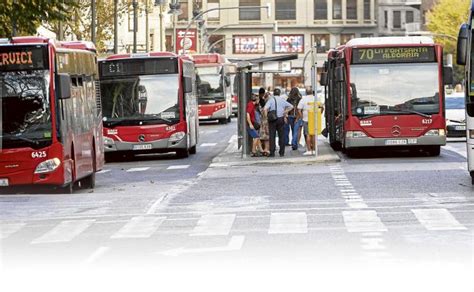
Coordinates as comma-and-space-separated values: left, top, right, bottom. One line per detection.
111, 216, 166, 239
412, 208, 467, 231
167, 165, 190, 170
31, 220, 95, 244
343, 210, 388, 233
0, 223, 26, 239
268, 212, 308, 234
126, 167, 150, 172
200, 143, 217, 147
97, 169, 110, 174
190, 214, 236, 236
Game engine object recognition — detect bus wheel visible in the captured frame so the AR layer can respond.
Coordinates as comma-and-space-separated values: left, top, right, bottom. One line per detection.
189, 145, 197, 155
346, 148, 359, 158
470, 172, 474, 185
425, 146, 440, 156
227, 116, 232, 123
218, 118, 228, 124
176, 148, 189, 158
81, 173, 96, 189
330, 141, 342, 151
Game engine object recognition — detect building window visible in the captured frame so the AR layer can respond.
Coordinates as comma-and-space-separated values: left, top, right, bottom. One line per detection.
363, 0, 370, 20
275, 0, 296, 20
208, 34, 225, 54
393, 11, 401, 29
233, 35, 265, 54
346, 0, 357, 20
314, 0, 327, 20
312, 34, 330, 53
178, 1, 189, 21
361, 33, 373, 38
384, 10, 388, 28
340, 34, 355, 45
166, 35, 172, 52
239, 0, 261, 21
333, 0, 342, 20
208, 0, 220, 20
406, 10, 414, 23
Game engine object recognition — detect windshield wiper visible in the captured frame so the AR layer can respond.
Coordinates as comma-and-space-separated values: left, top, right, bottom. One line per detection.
385, 109, 432, 118
142, 117, 173, 124
1, 134, 39, 145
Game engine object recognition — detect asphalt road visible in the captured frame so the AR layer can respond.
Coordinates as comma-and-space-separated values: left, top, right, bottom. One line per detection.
0, 121, 473, 291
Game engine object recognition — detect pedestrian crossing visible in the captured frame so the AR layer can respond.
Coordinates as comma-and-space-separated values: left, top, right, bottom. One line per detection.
1, 207, 471, 245
97, 164, 192, 174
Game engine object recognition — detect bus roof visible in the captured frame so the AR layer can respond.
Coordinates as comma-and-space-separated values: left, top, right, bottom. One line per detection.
345, 36, 435, 47
0, 37, 97, 52
105, 51, 193, 61
192, 53, 226, 65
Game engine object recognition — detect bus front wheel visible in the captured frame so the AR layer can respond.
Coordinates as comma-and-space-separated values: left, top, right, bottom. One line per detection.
81, 173, 96, 189
218, 118, 228, 124
470, 172, 474, 185
425, 146, 440, 157
176, 148, 189, 158
189, 145, 197, 155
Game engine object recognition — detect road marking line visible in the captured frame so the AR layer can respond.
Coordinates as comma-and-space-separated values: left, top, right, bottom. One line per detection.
200, 143, 217, 147
340, 189, 356, 192
228, 135, 238, 143
412, 208, 467, 231
126, 167, 150, 172
190, 214, 236, 236
97, 169, 110, 174
82, 246, 110, 265
111, 216, 166, 239
31, 220, 95, 244
167, 165, 190, 170
443, 145, 467, 158
0, 223, 26, 239
268, 212, 308, 234
160, 235, 245, 256
361, 237, 386, 250
343, 210, 387, 233
347, 202, 369, 209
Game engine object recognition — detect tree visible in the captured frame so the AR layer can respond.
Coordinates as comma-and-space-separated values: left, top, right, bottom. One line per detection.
427, 0, 470, 81
0, 0, 76, 38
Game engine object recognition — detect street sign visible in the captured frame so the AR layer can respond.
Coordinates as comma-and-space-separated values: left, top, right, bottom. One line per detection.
176, 29, 197, 53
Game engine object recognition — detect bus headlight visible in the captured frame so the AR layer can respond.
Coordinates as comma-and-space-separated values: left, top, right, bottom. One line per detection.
34, 158, 61, 174
346, 131, 367, 138
104, 136, 115, 145
169, 131, 185, 142
424, 129, 446, 136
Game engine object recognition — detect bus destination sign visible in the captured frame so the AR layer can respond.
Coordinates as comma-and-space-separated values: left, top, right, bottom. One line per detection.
0, 46, 47, 71
352, 47, 436, 64
100, 58, 178, 77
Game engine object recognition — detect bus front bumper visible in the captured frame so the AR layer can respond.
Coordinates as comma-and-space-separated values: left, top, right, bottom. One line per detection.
103, 136, 187, 153
199, 108, 227, 120
345, 135, 446, 148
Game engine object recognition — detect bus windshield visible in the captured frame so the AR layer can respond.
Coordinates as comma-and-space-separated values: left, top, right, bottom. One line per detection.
350, 63, 440, 117
0, 70, 52, 149
197, 67, 224, 103
100, 74, 180, 126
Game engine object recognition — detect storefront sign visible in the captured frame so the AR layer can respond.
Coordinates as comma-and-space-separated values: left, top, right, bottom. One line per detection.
233, 35, 265, 54
176, 29, 197, 53
273, 35, 304, 53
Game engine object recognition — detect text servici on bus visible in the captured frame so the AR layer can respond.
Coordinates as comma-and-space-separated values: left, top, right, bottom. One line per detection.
98, 52, 199, 160
0, 37, 105, 193
192, 53, 234, 124
456, 0, 474, 185
321, 36, 453, 157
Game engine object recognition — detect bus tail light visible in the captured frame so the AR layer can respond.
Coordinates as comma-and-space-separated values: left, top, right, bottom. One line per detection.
169, 131, 185, 142
346, 131, 367, 138
424, 129, 446, 136
34, 158, 61, 174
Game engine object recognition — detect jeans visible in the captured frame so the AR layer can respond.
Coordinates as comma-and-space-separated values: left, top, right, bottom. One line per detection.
292, 118, 303, 149
283, 116, 296, 146
269, 117, 285, 156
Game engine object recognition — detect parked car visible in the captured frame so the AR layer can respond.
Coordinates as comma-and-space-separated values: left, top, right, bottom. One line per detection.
445, 93, 466, 138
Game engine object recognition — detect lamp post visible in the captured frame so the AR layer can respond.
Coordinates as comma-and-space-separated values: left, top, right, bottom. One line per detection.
91, 0, 96, 44
114, 0, 118, 53
167, 0, 183, 53
154, 0, 166, 51
180, 4, 271, 55
132, 0, 138, 53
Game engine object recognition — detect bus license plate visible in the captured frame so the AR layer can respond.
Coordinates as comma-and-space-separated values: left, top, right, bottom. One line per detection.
385, 139, 407, 145
0, 179, 9, 186
455, 125, 466, 131
133, 144, 152, 150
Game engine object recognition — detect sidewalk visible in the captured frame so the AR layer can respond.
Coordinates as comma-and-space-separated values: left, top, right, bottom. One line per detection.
210, 137, 340, 167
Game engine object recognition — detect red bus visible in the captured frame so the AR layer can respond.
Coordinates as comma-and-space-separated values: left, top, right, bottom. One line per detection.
0, 37, 104, 193
322, 37, 452, 156
99, 52, 199, 159
193, 54, 233, 124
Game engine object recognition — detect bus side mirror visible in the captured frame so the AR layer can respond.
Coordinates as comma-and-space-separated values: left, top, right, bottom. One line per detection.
183, 77, 193, 93
57, 73, 71, 99
320, 72, 328, 86
443, 66, 454, 86
457, 23, 469, 66
335, 66, 344, 82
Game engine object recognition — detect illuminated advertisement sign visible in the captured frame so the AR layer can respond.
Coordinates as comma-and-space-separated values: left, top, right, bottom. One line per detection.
233, 35, 265, 54
352, 47, 436, 64
176, 29, 197, 53
273, 35, 304, 53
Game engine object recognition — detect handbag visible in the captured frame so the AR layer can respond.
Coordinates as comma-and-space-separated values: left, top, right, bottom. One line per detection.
267, 97, 278, 122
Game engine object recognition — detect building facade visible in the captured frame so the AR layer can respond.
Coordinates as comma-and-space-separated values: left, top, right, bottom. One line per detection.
377, 0, 422, 36
166, 0, 378, 88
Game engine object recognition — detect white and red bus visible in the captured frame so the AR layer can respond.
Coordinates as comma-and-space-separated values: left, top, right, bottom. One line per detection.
99, 52, 199, 159
322, 37, 451, 157
0, 37, 104, 193
193, 54, 233, 124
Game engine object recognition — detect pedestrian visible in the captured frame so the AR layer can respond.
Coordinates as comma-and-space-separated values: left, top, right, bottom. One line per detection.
247, 94, 261, 157
285, 87, 302, 149
264, 88, 294, 157
297, 87, 323, 155
258, 88, 270, 156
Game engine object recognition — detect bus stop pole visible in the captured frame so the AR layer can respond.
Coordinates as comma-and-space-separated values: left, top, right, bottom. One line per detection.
239, 68, 249, 158
310, 47, 318, 157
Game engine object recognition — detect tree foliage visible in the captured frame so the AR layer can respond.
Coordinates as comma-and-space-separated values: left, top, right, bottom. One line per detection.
0, 0, 76, 38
